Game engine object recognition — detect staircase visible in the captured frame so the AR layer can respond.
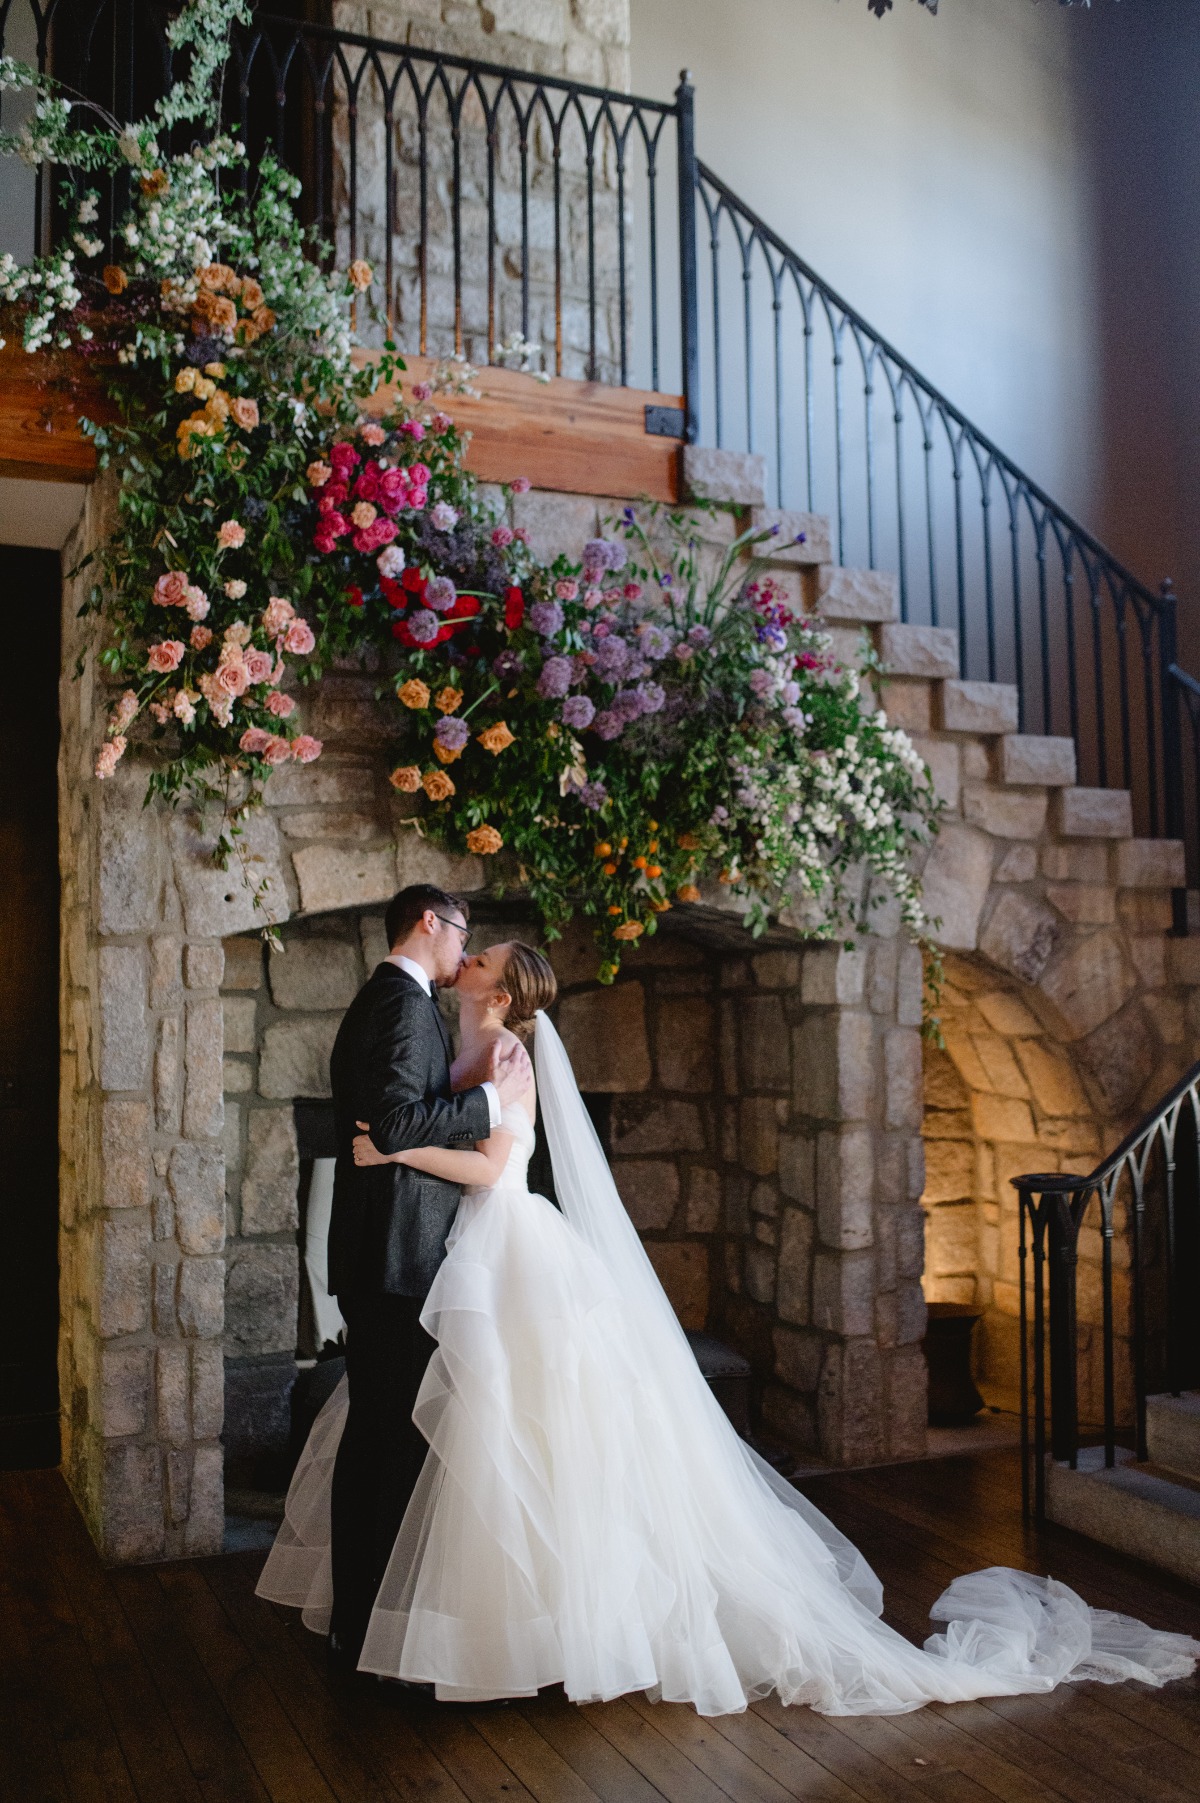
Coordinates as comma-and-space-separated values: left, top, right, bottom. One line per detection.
1046, 1397, 1200, 1587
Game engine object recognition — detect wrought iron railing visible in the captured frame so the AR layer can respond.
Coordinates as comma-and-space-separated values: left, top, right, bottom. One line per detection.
1014, 1061, 1200, 1521
2, 1, 1198, 889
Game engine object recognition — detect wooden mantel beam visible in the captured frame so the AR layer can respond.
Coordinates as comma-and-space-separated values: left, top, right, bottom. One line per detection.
0, 342, 684, 502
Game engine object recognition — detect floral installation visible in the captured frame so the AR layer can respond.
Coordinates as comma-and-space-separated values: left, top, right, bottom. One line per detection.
1, 1, 941, 982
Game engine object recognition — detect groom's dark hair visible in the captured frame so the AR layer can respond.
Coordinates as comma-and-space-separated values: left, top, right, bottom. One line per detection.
385, 884, 469, 950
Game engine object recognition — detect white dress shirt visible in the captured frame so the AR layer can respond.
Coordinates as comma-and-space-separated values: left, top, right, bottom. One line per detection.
386, 954, 500, 1128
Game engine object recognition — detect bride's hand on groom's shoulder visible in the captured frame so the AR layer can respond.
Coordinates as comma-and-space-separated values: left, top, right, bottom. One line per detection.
489, 1036, 532, 1106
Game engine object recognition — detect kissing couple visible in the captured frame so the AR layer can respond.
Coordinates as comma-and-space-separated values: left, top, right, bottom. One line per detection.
258, 883, 1199, 1715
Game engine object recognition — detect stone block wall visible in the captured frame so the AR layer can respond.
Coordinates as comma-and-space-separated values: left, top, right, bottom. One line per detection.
331, 0, 634, 377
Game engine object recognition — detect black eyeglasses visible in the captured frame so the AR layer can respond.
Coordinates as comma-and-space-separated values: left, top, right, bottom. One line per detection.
434, 914, 472, 946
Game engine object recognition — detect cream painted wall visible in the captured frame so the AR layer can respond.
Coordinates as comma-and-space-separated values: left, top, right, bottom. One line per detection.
631, 0, 1099, 523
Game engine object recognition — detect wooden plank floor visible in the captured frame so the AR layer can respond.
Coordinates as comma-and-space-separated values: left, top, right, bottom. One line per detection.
4, 1447, 1200, 1803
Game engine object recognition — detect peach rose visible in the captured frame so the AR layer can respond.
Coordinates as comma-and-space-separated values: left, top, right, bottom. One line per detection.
434, 686, 464, 715
261, 596, 295, 637
185, 586, 210, 620
240, 278, 265, 310
95, 736, 126, 778
283, 619, 316, 656
239, 726, 272, 755
223, 622, 252, 647
432, 741, 462, 766
215, 655, 250, 697
465, 824, 503, 855
613, 920, 645, 941
197, 674, 234, 726
251, 305, 276, 334
397, 679, 431, 710
204, 361, 226, 379
676, 884, 701, 904
360, 423, 386, 446
192, 375, 215, 402
230, 397, 259, 430
348, 259, 373, 292
153, 569, 190, 608
262, 734, 293, 765
111, 690, 139, 734
224, 579, 247, 601
190, 624, 213, 651
173, 691, 197, 725
292, 735, 323, 763
476, 720, 515, 755
422, 769, 455, 802
389, 765, 422, 793
102, 265, 128, 295
306, 460, 332, 488
265, 690, 295, 718
199, 263, 235, 291
351, 501, 377, 529
243, 648, 274, 685
147, 639, 185, 673
174, 367, 197, 394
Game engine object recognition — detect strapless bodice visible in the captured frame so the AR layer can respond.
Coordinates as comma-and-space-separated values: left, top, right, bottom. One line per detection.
465, 1101, 535, 1196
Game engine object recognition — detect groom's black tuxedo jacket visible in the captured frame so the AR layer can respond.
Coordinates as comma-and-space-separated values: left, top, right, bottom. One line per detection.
327, 962, 493, 1300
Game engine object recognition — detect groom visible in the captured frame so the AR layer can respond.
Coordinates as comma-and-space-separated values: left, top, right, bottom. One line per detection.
325, 882, 530, 1670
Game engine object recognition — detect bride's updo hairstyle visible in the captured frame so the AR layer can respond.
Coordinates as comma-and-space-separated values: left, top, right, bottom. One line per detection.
498, 942, 557, 1042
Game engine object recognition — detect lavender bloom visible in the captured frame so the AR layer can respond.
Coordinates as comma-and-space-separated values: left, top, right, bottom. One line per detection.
611, 689, 644, 724
639, 625, 672, 661
435, 715, 470, 751
782, 679, 801, 705
711, 804, 729, 824
687, 624, 712, 647
782, 706, 807, 732
580, 780, 608, 810
625, 657, 650, 681
592, 634, 630, 680
604, 538, 627, 572
561, 694, 596, 730
758, 624, 788, 652
582, 537, 611, 575
672, 641, 694, 664
749, 668, 775, 698
493, 648, 524, 679
593, 709, 624, 740
529, 599, 564, 638
407, 607, 441, 644
636, 681, 665, 715
536, 655, 573, 699
424, 574, 457, 613
430, 501, 459, 531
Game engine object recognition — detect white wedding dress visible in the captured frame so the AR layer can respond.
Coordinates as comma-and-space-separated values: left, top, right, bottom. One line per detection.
257, 1013, 1198, 1715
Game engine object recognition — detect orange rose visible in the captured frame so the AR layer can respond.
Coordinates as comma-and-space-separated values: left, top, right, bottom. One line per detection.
613, 921, 645, 942
348, 259, 373, 292
434, 686, 464, 715
477, 720, 515, 755
212, 296, 238, 336
252, 305, 276, 334
433, 741, 462, 765
650, 898, 672, 913
397, 679, 430, 710
229, 397, 260, 430
677, 832, 702, 850
676, 884, 701, 904
423, 769, 456, 802
466, 825, 503, 855
389, 765, 422, 793
199, 263, 236, 291
102, 264, 128, 295
240, 278, 265, 311
139, 169, 169, 198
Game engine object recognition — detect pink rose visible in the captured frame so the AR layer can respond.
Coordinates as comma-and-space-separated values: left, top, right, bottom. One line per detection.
292, 735, 323, 763
313, 530, 336, 555
217, 520, 245, 549
511, 476, 531, 494
408, 462, 431, 486
411, 381, 433, 403
239, 727, 272, 755
215, 655, 250, 697
377, 467, 410, 516
243, 648, 274, 684
190, 624, 213, 650
185, 586, 210, 621
352, 518, 398, 554
111, 690, 138, 733
147, 639, 185, 673
329, 441, 360, 476
513, 526, 530, 545
262, 734, 293, 765
360, 422, 386, 446
283, 619, 316, 656
265, 690, 296, 718
153, 570, 190, 608
432, 411, 452, 432
173, 691, 196, 725
491, 525, 514, 548
95, 736, 126, 778
555, 579, 579, 601
261, 596, 295, 638
400, 419, 425, 440
354, 462, 382, 503
408, 487, 428, 512
197, 674, 234, 725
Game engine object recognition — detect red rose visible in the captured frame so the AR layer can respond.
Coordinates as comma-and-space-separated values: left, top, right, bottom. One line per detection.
401, 567, 426, 594
345, 585, 364, 609
504, 586, 524, 629
314, 530, 336, 555
329, 442, 360, 476
380, 575, 405, 609
354, 462, 382, 502
391, 619, 415, 645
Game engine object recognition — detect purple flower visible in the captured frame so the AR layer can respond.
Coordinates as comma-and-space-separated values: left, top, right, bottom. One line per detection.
593, 709, 623, 740
592, 634, 630, 680
536, 655, 573, 699
782, 706, 807, 731
611, 688, 644, 724
493, 648, 524, 678
580, 779, 608, 810
711, 804, 729, 824
529, 599, 564, 638
430, 501, 459, 530
782, 679, 801, 705
636, 681, 665, 715
758, 624, 788, 652
659, 571, 674, 588
622, 506, 636, 525
561, 694, 596, 730
425, 574, 457, 613
435, 715, 470, 750
582, 537, 611, 575
749, 668, 775, 698
604, 537, 627, 572
639, 625, 672, 661
673, 641, 694, 664
407, 607, 440, 644
687, 624, 712, 647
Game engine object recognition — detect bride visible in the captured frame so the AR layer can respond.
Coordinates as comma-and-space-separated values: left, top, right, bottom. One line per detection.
258, 939, 1199, 1716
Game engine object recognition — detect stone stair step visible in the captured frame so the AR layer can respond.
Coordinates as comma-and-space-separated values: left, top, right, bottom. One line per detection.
877, 622, 959, 679
1055, 787, 1133, 839
1147, 1392, 1200, 1481
1045, 1444, 1200, 1586
938, 679, 1019, 736
999, 735, 1077, 787
1113, 839, 1186, 889
815, 566, 899, 624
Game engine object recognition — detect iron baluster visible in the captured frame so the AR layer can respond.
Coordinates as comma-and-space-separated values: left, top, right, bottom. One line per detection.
675, 70, 700, 445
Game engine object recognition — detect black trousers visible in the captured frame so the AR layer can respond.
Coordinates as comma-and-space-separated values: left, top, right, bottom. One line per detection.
329, 1290, 437, 1652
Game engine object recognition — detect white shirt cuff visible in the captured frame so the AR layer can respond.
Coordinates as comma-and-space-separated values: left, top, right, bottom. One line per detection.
481, 1080, 501, 1129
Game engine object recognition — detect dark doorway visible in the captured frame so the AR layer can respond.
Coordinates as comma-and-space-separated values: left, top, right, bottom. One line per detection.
0, 547, 61, 1467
